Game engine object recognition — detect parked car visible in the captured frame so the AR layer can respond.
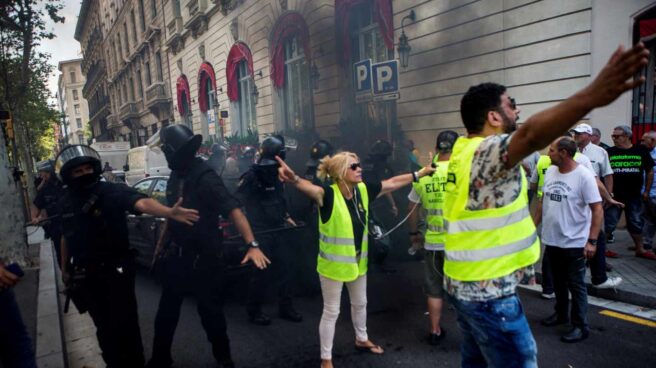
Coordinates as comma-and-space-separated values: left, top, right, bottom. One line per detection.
123, 146, 170, 186
127, 176, 251, 270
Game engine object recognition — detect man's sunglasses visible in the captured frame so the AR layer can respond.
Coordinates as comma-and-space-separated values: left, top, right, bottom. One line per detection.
349, 163, 361, 171
611, 134, 626, 139
509, 97, 517, 110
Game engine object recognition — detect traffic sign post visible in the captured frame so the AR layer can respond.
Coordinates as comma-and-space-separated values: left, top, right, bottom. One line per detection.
372, 60, 400, 101
353, 59, 373, 104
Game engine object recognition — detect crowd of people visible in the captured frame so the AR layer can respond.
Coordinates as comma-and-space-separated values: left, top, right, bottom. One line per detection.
0, 42, 649, 368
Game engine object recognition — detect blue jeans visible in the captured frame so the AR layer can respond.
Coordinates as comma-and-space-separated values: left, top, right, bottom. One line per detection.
605, 196, 644, 235
448, 294, 538, 368
0, 289, 37, 368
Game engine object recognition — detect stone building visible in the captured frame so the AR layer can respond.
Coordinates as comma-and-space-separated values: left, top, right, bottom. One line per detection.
79, 0, 174, 147
75, 0, 112, 142
57, 59, 90, 145
80, 0, 656, 155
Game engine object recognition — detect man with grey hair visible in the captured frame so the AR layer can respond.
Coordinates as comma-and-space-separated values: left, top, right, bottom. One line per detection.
591, 127, 610, 149
606, 125, 656, 260
640, 130, 656, 250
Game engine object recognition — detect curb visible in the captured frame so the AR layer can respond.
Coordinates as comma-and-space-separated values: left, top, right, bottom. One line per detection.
34, 231, 67, 368
536, 271, 656, 309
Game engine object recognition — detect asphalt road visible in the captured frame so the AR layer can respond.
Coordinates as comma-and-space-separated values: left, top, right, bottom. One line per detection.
132, 261, 656, 368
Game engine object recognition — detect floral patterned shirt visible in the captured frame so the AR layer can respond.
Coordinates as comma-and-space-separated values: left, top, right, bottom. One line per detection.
445, 134, 536, 302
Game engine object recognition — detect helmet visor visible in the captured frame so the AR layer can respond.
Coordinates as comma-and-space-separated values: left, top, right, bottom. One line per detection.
55, 145, 101, 174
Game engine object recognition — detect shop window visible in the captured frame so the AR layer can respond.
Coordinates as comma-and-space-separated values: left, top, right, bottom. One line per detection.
282, 36, 313, 131
235, 61, 257, 135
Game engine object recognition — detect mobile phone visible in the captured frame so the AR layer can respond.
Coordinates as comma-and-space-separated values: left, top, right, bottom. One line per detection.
5, 263, 24, 278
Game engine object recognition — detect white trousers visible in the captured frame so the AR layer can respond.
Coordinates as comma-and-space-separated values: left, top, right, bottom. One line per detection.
318, 274, 368, 360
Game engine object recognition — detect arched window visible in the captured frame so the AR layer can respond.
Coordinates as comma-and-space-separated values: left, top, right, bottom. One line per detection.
226, 43, 257, 136
176, 75, 192, 128
270, 12, 313, 131
198, 62, 218, 139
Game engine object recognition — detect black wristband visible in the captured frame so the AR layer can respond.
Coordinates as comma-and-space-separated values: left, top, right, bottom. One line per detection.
409, 231, 421, 236
587, 238, 597, 246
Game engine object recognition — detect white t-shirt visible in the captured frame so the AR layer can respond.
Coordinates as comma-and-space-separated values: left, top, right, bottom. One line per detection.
529, 154, 596, 184
541, 164, 601, 248
580, 142, 613, 178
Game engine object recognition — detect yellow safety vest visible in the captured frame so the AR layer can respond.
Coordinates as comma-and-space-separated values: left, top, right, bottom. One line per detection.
444, 136, 540, 281
317, 182, 369, 282
412, 160, 448, 251
535, 153, 581, 197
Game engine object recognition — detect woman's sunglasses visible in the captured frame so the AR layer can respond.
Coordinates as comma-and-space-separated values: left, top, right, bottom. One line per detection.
349, 163, 361, 171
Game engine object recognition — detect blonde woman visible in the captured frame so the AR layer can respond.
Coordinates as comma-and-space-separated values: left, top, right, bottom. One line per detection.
275, 152, 435, 368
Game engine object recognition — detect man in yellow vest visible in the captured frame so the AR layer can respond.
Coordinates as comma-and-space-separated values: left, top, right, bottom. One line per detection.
407, 130, 458, 345
444, 43, 648, 367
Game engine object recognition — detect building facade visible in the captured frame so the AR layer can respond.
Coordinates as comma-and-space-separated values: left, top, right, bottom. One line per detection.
57, 59, 90, 145
80, 0, 656, 157
77, 0, 173, 147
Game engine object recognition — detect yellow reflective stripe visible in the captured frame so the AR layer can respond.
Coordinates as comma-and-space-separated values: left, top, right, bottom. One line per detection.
424, 242, 445, 251
445, 206, 530, 233
319, 234, 355, 246
426, 209, 443, 216
445, 231, 537, 262
319, 251, 358, 264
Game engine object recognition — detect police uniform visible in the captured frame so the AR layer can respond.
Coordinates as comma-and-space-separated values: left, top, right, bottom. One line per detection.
33, 177, 64, 260
237, 136, 301, 324
149, 125, 239, 368
57, 146, 146, 368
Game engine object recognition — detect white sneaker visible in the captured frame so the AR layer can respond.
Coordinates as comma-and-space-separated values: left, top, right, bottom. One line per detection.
540, 292, 555, 299
594, 276, 622, 289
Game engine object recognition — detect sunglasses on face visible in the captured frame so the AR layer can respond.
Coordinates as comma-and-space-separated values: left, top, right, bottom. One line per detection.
349, 162, 361, 171
509, 97, 517, 110
611, 134, 626, 139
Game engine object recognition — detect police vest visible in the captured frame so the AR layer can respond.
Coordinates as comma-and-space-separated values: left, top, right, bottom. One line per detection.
317, 183, 369, 282
412, 160, 448, 251
535, 153, 582, 198
444, 136, 540, 281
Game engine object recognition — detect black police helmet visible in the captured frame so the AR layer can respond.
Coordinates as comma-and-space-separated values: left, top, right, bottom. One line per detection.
307, 140, 334, 167
369, 139, 393, 158
436, 130, 459, 153
258, 135, 286, 166
160, 124, 202, 165
55, 145, 102, 185
36, 159, 55, 173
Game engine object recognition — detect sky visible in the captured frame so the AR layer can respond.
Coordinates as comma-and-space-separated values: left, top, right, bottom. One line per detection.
39, 0, 83, 103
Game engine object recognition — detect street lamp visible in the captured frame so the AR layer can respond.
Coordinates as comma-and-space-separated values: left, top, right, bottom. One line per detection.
251, 81, 259, 105
397, 10, 416, 68
310, 47, 323, 91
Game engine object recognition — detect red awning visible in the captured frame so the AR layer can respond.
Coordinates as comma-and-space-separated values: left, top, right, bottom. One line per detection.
197, 62, 217, 112
226, 42, 254, 102
269, 12, 311, 89
336, 0, 394, 66
639, 19, 656, 40
176, 75, 191, 115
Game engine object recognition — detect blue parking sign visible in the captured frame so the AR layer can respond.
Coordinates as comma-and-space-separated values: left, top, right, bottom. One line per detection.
353, 59, 372, 93
372, 60, 399, 95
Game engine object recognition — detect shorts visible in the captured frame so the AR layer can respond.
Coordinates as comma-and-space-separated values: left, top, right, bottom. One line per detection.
423, 250, 445, 298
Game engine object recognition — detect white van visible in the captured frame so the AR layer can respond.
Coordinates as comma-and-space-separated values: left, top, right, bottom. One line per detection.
124, 146, 170, 186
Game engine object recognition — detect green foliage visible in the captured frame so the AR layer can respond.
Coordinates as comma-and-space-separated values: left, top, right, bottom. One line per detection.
225, 128, 259, 146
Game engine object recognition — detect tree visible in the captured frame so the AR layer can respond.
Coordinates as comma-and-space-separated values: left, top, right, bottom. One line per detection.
0, 0, 64, 264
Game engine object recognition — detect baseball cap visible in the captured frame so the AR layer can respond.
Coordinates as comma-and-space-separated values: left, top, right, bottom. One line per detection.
572, 123, 593, 135
436, 130, 459, 152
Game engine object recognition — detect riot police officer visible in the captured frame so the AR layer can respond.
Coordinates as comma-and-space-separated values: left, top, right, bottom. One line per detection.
56, 145, 199, 368
305, 140, 334, 184
147, 125, 269, 368
30, 160, 64, 263
238, 135, 303, 325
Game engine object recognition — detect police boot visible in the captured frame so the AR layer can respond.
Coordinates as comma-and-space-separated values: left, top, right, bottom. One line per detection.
212, 339, 235, 368
279, 304, 302, 323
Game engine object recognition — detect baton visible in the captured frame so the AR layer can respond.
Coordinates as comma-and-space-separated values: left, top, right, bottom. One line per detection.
24, 215, 60, 228
63, 292, 71, 314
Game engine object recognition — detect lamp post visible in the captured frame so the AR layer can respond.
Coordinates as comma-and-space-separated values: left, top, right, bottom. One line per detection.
397, 10, 415, 68
251, 81, 259, 105
310, 47, 323, 91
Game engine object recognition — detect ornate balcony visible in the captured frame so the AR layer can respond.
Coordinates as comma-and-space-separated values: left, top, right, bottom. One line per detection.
119, 102, 139, 122
89, 95, 110, 123
184, 0, 208, 38
106, 114, 122, 129
145, 82, 172, 117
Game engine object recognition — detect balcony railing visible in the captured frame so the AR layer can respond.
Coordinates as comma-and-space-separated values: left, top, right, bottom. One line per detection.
106, 114, 122, 129
119, 102, 139, 121
146, 83, 170, 105
89, 95, 110, 122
